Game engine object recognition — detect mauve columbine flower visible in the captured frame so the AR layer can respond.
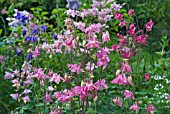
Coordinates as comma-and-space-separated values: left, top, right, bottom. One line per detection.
22, 89, 32, 94
124, 90, 135, 99
29, 22, 36, 30
43, 92, 53, 102
10, 93, 19, 100
146, 104, 155, 114
4, 71, 14, 79
86, 38, 100, 49
128, 9, 134, 16
145, 19, 154, 32
130, 102, 139, 112
22, 96, 30, 103
48, 86, 54, 91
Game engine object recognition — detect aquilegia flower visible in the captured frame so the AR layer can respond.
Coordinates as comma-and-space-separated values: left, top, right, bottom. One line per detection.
130, 102, 139, 112
66, 0, 82, 10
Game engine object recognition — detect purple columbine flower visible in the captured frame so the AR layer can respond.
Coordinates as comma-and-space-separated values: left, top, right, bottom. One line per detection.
22, 30, 27, 36
31, 27, 40, 35
52, 34, 58, 40
14, 12, 29, 25
41, 25, 48, 32
25, 36, 37, 42
16, 48, 22, 56
66, 0, 82, 10
26, 52, 32, 60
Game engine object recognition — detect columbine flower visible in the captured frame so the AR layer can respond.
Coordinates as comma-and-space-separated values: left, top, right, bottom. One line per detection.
25, 36, 37, 42
26, 52, 32, 61
95, 79, 108, 90
16, 48, 22, 56
145, 19, 154, 32
48, 86, 54, 91
67, 64, 84, 74
66, 0, 82, 10
128, 9, 134, 16
43, 92, 53, 102
124, 90, 135, 99
112, 97, 123, 106
22, 89, 32, 94
49, 73, 64, 84
111, 2, 122, 11
22, 29, 27, 36
114, 12, 124, 20
122, 62, 132, 73
146, 104, 155, 114
111, 73, 134, 86
4, 71, 14, 79
119, 21, 126, 27
10, 93, 19, 100
32, 46, 40, 59
22, 96, 30, 103
130, 102, 139, 112
144, 74, 150, 81
102, 31, 110, 43
96, 48, 110, 69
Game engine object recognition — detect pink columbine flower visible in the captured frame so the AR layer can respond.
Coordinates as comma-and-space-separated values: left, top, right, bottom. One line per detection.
95, 79, 108, 90
86, 38, 100, 49
74, 22, 85, 32
145, 19, 154, 32
113, 97, 123, 106
32, 68, 49, 80
114, 12, 124, 20
10, 93, 19, 100
128, 9, 134, 16
4, 71, 14, 79
119, 21, 126, 27
85, 23, 102, 34
146, 104, 155, 114
124, 90, 135, 99
130, 102, 139, 112
32, 46, 40, 59
1, 9, 6, 14
167, 96, 170, 102
48, 86, 54, 91
50, 73, 64, 84
102, 31, 110, 43
144, 74, 150, 81
29, 22, 36, 30
134, 35, 148, 46
122, 62, 132, 73
22, 96, 30, 103
43, 92, 53, 102
96, 48, 110, 69
85, 62, 96, 71
111, 73, 134, 86
67, 64, 84, 74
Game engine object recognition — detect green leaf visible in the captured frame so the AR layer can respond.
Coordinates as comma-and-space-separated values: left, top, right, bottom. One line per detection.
35, 103, 44, 107
52, 9, 58, 15
50, 15, 57, 19
41, 12, 49, 16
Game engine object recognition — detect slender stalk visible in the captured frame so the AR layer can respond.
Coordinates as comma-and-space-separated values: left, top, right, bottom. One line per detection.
97, 94, 116, 114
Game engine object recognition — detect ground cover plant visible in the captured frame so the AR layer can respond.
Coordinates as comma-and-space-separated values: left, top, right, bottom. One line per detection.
0, 0, 170, 114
